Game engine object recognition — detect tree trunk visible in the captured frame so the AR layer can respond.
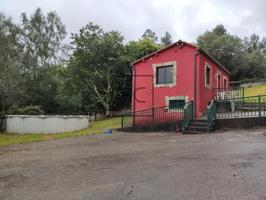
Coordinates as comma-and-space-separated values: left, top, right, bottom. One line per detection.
105, 105, 110, 117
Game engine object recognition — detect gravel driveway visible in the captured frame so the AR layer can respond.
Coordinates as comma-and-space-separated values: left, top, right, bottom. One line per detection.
1, 130, 266, 200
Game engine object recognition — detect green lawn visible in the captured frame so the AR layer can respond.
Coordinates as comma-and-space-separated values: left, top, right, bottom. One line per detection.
0, 117, 122, 147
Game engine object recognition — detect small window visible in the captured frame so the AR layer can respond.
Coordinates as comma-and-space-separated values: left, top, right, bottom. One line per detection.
156, 65, 173, 85
217, 74, 221, 88
169, 99, 185, 110
224, 78, 227, 89
206, 66, 211, 86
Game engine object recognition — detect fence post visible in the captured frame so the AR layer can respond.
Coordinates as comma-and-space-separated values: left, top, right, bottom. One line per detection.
259, 95, 261, 117
121, 109, 124, 128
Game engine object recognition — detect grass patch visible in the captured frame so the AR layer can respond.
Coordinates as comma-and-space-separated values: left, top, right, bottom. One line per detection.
0, 117, 122, 147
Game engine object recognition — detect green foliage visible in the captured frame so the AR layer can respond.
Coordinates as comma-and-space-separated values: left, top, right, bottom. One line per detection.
25, 66, 61, 113
0, 13, 25, 128
20, 8, 67, 79
197, 24, 266, 80
67, 22, 130, 116
15, 105, 44, 115
19, 8, 67, 113
142, 28, 158, 42
161, 31, 173, 46
126, 38, 162, 61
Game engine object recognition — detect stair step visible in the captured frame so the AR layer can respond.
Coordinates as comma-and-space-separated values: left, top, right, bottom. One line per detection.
187, 126, 208, 132
189, 122, 208, 127
191, 119, 208, 122
183, 130, 206, 134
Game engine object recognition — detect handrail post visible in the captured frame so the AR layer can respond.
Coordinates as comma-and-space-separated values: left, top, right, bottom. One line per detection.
259, 95, 261, 117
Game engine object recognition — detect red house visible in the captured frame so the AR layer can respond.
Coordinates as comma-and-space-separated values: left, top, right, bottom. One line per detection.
132, 40, 230, 125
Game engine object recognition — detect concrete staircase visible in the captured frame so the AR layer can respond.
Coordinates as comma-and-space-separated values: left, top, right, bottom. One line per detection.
182, 119, 215, 134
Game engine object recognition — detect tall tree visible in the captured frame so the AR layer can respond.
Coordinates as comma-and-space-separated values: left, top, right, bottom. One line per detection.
19, 8, 67, 113
161, 31, 173, 46
68, 23, 129, 116
197, 25, 247, 80
0, 13, 24, 129
198, 25, 266, 80
142, 28, 158, 42
20, 8, 67, 79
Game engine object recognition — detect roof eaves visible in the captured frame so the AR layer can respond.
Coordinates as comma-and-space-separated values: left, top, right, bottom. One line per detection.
131, 42, 178, 65
131, 40, 231, 75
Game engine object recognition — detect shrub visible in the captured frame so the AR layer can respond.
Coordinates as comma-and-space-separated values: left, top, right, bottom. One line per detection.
16, 106, 44, 115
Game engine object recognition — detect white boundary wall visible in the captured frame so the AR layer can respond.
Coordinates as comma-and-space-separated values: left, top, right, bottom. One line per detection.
6, 115, 89, 134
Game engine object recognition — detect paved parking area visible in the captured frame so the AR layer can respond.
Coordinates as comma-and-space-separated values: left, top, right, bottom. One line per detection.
1, 130, 266, 200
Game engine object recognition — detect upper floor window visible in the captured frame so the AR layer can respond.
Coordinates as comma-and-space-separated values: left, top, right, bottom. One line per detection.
156, 65, 173, 84
205, 63, 212, 89
153, 61, 176, 87
224, 78, 227, 89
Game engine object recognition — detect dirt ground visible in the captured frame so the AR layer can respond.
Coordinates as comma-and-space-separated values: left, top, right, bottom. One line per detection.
1, 130, 266, 200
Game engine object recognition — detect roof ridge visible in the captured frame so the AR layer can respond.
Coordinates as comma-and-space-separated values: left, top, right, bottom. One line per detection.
132, 40, 230, 75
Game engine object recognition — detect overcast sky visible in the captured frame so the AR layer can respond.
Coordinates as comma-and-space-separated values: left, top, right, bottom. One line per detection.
1, 0, 266, 43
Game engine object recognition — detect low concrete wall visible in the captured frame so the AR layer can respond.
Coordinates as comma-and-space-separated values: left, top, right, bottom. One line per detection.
6, 115, 89, 134
118, 121, 182, 132
216, 116, 266, 129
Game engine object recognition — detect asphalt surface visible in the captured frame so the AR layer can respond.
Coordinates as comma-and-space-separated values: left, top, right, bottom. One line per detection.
1, 130, 266, 200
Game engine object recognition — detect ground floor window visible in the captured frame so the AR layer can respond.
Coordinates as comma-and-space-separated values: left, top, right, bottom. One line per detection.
169, 99, 186, 110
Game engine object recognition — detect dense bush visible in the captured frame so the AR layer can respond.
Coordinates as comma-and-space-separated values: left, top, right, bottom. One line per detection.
15, 106, 44, 115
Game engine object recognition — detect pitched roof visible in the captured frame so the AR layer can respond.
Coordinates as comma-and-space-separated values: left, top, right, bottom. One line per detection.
132, 40, 230, 75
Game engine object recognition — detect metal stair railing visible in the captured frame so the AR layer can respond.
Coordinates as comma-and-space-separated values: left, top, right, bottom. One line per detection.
207, 100, 217, 132
182, 102, 193, 131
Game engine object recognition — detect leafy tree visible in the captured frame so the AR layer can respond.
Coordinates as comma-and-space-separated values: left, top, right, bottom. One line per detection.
198, 25, 266, 80
18, 8, 67, 113
68, 23, 130, 116
142, 28, 158, 42
26, 66, 62, 113
20, 8, 67, 79
55, 65, 83, 114
161, 31, 173, 46
197, 24, 263, 80
0, 13, 24, 129
126, 38, 162, 61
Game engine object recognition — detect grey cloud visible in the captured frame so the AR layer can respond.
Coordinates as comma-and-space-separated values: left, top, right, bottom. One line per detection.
1, 0, 266, 43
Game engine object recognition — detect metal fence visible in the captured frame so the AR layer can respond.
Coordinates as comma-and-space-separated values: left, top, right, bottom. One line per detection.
216, 95, 266, 119
213, 87, 244, 100
121, 105, 187, 128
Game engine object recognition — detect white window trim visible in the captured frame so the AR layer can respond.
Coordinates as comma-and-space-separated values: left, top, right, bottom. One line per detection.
165, 96, 188, 112
205, 62, 212, 89
153, 61, 176, 88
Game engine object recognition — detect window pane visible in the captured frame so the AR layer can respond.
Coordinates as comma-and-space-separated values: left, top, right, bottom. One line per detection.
218, 75, 221, 88
165, 66, 173, 83
156, 65, 173, 84
224, 79, 227, 89
156, 67, 165, 84
169, 100, 185, 110
206, 67, 210, 85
